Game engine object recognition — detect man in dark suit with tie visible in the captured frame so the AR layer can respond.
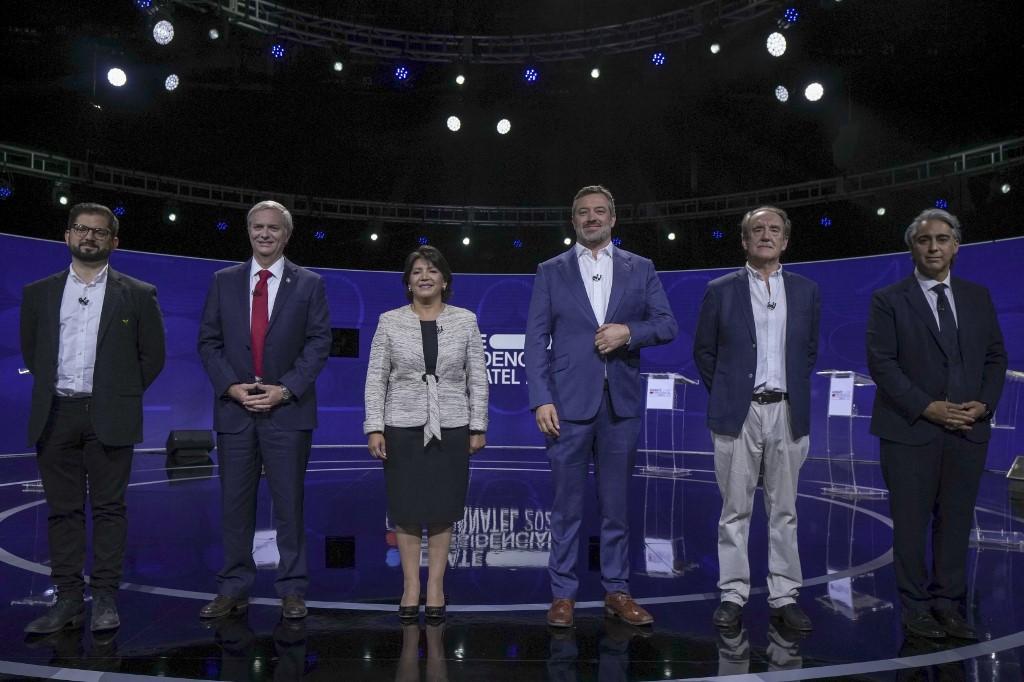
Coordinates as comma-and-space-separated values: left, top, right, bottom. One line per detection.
526, 185, 678, 628
198, 200, 331, 620
867, 208, 1006, 640
20, 202, 166, 634
693, 206, 819, 633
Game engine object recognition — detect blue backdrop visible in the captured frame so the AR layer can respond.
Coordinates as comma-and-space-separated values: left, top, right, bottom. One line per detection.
2, 233, 1021, 468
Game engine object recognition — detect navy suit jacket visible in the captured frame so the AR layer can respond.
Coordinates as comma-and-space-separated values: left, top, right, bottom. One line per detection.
197, 258, 332, 434
20, 268, 166, 447
866, 274, 1007, 445
525, 247, 678, 421
693, 268, 820, 439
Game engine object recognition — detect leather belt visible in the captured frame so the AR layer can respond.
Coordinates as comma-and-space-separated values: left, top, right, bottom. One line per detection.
752, 391, 788, 405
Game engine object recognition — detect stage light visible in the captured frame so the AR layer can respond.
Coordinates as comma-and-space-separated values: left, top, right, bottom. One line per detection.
113, 203, 126, 217
775, 85, 790, 102
462, 236, 471, 246
107, 68, 127, 87
167, 212, 177, 222
877, 207, 887, 216
418, 236, 429, 245
152, 19, 174, 45
513, 239, 523, 248
651, 51, 666, 67
333, 60, 344, 72
709, 43, 721, 55
1001, 183, 1012, 194
135, 0, 152, 8
394, 65, 411, 82
935, 198, 949, 209
496, 118, 511, 135
313, 230, 326, 240
446, 116, 461, 132
162, 201, 180, 225
0, 180, 12, 200
590, 67, 600, 79
52, 182, 71, 207
612, 237, 622, 246
820, 215, 832, 227
563, 237, 572, 246
523, 67, 539, 83
164, 74, 179, 91
455, 74, 466, 85
783, 7, 800, 24
667, 232, 676, 240
766, 32, 787, 57
208, 28, 220, 40
370, 233, 379, 241
270, 43, 285, 60
216, 220, 228, 231
712, 229, 724, 240
804, 82, 824, 101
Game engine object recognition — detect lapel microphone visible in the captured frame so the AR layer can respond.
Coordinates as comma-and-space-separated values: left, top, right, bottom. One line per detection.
767, 301, 777, 311
592, 274, 602, 282
437, 323, 444, 334
78, 296, 89, 306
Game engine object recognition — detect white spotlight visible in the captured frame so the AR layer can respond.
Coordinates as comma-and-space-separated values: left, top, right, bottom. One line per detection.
877, 207, 887, 216
804, 82, 824, 101
590, 67, 600, 79
446, 116, 462, 132
370, 233, 379, 241
766, 32, 787, 57
107, 68, 127, 87
1001, 183, 1012, 194
208, 28, 220, 40
496, 118, 511, 135
563, 237, 572, 246
333, 61, 344, 72
774, 85, 789, 102
455, 74, 466, 86
167, 212, 177, 223
152, 19, 174, 45
667, 232, 676, 240
709, 43, 721, 55
164, 74, 179, 91
462, 236, 470, 246
58, 195, 69, 206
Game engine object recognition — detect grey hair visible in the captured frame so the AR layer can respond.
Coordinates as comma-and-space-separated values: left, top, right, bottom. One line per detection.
247, 200, 294, 235
904, 208, 961, 246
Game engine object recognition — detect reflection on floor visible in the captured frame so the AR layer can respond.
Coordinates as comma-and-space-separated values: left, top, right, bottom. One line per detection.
0, 447, 1021, 681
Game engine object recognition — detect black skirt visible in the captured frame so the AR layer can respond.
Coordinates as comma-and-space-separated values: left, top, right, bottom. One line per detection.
383, 425, 469, 525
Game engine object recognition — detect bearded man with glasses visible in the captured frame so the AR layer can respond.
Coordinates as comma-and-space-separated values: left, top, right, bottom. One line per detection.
20, 202, 166, 635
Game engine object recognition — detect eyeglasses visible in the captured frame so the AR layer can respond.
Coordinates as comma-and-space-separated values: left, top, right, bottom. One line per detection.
68, 224, 113, 239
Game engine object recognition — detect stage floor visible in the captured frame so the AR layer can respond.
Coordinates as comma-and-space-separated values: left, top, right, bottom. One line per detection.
0, 447, 1022, 681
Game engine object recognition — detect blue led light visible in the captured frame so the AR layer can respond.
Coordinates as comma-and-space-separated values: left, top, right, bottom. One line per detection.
934, 198, 949, 209
513, 239, 523, 249
523, 67, 539, 83
270, 43, 285, 59
216, 220, 229, 231
135, 0, 153, 8
112, 203, 126, 216
0, 184, 11, 200
820, 215, 832, 227
783, 7, 800, 23
612, 237, 622, 246
651, 51, 666, 67
313, 230, 326, 240
418, 236, 428, 245
395, 65, 410, 81
712, 230, 724, 240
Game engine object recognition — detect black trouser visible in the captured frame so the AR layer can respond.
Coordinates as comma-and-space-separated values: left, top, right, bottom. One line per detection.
880, 432, 987, 614
36, 397, 134, 600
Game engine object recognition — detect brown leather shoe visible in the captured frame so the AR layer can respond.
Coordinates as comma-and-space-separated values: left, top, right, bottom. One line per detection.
547, 598, 575, 627
604, 592, 653, 626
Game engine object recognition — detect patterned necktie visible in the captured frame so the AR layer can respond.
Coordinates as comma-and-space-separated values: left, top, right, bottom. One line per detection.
251, 269, 273, 378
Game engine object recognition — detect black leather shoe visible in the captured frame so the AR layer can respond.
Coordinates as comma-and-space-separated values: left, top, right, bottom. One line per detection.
199, 595, 249, 619
902, 610, 946, 640
398, 604, 420, 624
933, 610, 977, 640
24, 599, 85, 634
281, 595, 307, 619
90, 592, 120, 632
771, 603, 813, 632
712, 601, 742, 628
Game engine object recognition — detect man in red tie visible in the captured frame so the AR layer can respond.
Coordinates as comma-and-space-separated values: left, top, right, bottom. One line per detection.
197, 200, 332, 620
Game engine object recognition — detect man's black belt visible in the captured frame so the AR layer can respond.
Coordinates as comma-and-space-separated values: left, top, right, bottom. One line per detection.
752, 391, 788, 404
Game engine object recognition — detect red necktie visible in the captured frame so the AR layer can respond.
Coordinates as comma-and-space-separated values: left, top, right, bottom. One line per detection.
251, 269, 272, 378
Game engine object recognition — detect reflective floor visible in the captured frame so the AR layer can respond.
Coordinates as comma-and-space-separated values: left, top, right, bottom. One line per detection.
0, 447, 1022, 681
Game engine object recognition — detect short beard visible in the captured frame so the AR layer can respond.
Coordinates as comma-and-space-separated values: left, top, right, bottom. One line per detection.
69, 243, 111, 263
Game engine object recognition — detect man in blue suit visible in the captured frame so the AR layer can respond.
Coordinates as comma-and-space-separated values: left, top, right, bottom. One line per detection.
526, 185, 678, 628
198, 200, 332, 620
693, 206, 819, 633
867, 208, 1006, 640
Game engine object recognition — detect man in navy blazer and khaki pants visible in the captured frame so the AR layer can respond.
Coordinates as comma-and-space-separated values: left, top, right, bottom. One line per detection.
694, 206, 819, 633
867, 208, 1006, 641
198, 200, 331, 620
526, 185, 677, 628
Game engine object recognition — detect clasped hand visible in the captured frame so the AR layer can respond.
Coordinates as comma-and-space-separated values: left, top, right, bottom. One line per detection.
228, 382, 286, 413
922, 400, 987, 431
594, 323, 630, 355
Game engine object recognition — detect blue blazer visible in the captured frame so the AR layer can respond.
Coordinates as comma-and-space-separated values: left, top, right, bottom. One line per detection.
866, 275, 1007, 445
198, 258, 332, 434
525, 247, 678, 421
693, 268, 820, 439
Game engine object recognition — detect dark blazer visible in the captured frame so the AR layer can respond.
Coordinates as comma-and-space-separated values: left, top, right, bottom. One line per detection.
693, 268, 820, 439
866, 274, 1007, 445
20, 268, 166, 447
197, 258, 332, 434
525, 247, 678, 420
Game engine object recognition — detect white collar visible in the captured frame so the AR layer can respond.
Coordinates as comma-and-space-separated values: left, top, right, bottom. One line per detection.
250, 257, 285, 279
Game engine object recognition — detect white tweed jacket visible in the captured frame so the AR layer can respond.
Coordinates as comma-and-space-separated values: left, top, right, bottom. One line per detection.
363, 304, 489, 435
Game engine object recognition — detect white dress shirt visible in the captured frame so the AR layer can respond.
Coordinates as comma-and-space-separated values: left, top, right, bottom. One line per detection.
914, 269, 958, 329
248, 257, 286, 327
56, 265, 109, 396
576, 242, 614, 325
746, 262, 788, 393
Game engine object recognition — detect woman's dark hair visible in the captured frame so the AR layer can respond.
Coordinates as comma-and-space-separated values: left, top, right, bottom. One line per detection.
402, 245, 453, 302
